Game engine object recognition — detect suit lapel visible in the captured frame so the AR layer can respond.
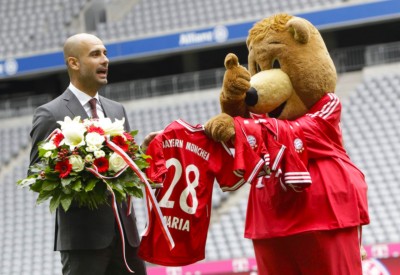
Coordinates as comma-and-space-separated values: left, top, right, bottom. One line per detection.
99, 96, 115, 120
62, 89, 89, 120
62, 90, 118, 121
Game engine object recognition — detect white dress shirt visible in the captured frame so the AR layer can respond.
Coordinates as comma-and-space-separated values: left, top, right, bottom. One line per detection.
68, 83, 105, 119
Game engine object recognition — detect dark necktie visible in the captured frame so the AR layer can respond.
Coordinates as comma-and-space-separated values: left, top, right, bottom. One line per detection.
88, 98, 99, 119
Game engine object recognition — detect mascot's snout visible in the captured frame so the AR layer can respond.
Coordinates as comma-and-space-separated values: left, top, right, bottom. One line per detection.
245, 87, 259, 106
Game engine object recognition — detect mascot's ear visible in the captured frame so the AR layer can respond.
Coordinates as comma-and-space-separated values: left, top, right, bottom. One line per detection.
286, 17, 310, 44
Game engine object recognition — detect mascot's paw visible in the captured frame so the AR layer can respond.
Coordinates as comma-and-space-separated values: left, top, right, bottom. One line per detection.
222, 53, 251, 100
204, 113, 235, 143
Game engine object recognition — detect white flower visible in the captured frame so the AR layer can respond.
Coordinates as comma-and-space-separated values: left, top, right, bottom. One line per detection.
19, 178, 36, 188
57, 116, 86, 150
98, 117, 125, 136
86, 145, 98, 153
85, 154, 94, 163
41, 141, 56, 151
109, 152, 127, 172
85, 132, 105, 149
44, 151, 52, 158
69, 155, 85, 172
83, 118, 94, 128
94, 150, 106, 158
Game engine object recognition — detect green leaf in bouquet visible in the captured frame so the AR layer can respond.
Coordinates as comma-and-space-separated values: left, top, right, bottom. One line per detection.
49, 192, 62, 213
30, 179, 44, 192
29, 165, 45, 174
71, 180, 82, 192
130, 129, 139, 136
42, 180, 59, 191
140, 153, 152, 160
36, 190, 53, 205
61, 177, 75, 187
75, 188, 109, 210
38, 146, 49, 158
44, 170, 61, 181
122, 180, 135, 187
60, 194, 73, 212
17, 176, 36, 187
113, 182, 126, 196
62, 186, 72, 194
84, 178, 98, 192
126, 186, 143, 199
132, 175, 144, 185
115, 172, 131, 184
134, 157, 150, 170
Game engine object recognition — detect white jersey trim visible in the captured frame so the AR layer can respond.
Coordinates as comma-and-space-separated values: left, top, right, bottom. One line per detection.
271, 145, 286, 171
176, 119, 204, 132
221, 178, 246, 192
308, 93, 339, 120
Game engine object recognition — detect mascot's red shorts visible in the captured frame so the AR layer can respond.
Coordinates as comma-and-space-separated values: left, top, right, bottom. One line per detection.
252, 227, 362, 275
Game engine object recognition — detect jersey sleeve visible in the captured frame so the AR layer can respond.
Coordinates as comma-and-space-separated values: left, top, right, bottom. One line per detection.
232, 117, 269, 184
306, 93, 341, 125
215, 144, 247, 192
298, 93, 345, 159
145, 134, 168, 184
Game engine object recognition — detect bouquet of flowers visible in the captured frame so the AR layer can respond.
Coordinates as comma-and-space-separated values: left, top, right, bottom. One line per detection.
18, 116, 150, 212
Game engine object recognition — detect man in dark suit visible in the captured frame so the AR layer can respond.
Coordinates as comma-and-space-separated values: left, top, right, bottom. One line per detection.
29, 33, 148, 275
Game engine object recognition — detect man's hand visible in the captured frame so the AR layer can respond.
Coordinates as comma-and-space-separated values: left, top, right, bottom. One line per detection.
141, 130, 162, 152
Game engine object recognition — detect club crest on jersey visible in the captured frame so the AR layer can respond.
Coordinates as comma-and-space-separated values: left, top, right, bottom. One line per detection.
247, 135, 258, 149
293, 138, 304, 153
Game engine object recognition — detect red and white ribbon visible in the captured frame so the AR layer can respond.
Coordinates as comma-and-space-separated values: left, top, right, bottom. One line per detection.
86, 166, 135, 273
45, 128, 61, 141
85, 137, 175, 273
106, 137, 175, 249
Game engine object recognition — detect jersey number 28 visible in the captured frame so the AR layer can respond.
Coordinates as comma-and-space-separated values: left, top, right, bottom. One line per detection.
158, 158, 199, 214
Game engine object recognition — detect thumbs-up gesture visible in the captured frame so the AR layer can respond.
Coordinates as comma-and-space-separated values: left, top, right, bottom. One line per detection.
222, 53, 251, 100
220, 53, 251, 117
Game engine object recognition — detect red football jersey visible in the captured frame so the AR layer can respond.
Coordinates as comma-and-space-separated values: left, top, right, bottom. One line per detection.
234, 117, 311, 190
138, 119, 264, 266
245, 93, 369, 239
232, 117, 271, 182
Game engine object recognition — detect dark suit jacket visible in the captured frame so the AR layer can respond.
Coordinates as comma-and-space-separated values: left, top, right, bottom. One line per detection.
29, 89, 140, 251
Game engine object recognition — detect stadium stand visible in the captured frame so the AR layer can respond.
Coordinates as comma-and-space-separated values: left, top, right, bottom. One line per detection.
0, 0, 357, 57
96, 0, 346, 43
1, 62, 400, 273
341, 64, 400, 246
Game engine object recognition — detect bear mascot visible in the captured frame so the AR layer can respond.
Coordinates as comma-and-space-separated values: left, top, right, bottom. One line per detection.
205, 13, 370, 274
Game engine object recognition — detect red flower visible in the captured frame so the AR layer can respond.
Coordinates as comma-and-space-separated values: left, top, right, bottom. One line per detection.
87, 125, 105, 135
112, 135, 129, 152
55, 160, 72, 178
52, 132, 64, 147
94, 157, 109, 173
124, 132, 134, 142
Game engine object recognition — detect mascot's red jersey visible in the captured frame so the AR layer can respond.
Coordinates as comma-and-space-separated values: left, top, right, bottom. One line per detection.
246, 93, 369, 239
138, 119, 265, 266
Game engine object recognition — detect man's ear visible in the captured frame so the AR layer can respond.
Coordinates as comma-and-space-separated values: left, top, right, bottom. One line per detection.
67, 57, 79, 70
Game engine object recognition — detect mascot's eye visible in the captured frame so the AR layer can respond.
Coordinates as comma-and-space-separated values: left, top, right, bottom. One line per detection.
272, 59, 281, 69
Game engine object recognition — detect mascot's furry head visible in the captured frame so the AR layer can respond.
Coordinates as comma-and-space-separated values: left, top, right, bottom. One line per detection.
205, 13, 337, 141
